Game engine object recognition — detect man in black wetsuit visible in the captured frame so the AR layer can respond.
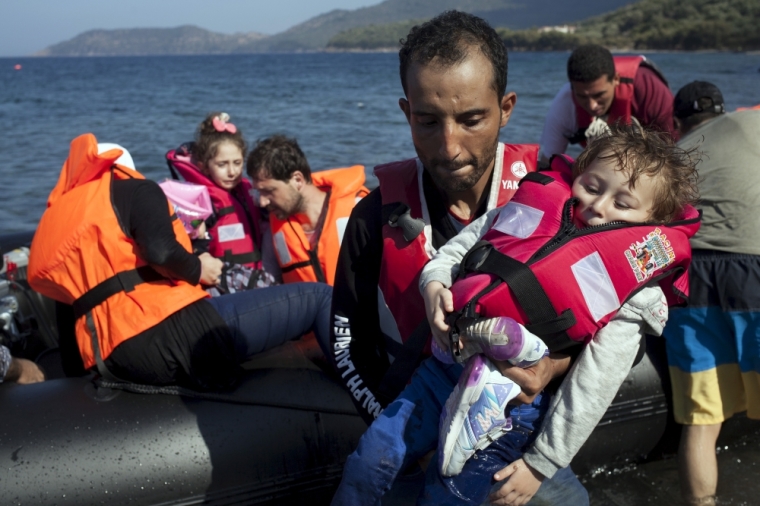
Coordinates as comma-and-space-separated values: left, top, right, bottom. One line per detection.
330, 10, 588, 506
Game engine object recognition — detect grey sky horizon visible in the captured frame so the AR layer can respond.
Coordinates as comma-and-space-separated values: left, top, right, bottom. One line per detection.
1, 0, 380, 58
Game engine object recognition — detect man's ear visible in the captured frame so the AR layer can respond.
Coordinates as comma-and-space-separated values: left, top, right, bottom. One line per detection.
611, 72, 621, 88
291, 171, 305, 190
500, 92, 517, 128
399, 98, 411, 124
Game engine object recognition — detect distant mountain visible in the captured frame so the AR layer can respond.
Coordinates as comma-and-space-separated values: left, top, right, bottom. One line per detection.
36, 25, 268, 57
37, 0, 636, 56
330, 0, 760, 51
249, 0, 637, 51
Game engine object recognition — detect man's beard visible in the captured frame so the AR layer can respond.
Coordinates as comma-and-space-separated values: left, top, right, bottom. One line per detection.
419, 140, 498, 193
269, 191, 304, 220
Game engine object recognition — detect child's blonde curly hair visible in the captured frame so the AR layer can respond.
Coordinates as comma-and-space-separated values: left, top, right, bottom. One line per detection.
573, 124, 700, 223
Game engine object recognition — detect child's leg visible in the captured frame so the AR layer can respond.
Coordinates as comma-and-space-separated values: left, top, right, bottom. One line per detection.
438, 354, 522, 477
421, 424, 534, 505
461, 317, 548, 366
331, 357, 463, 506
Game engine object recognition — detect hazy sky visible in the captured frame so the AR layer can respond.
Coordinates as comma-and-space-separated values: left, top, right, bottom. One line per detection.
1, 0, 380, 57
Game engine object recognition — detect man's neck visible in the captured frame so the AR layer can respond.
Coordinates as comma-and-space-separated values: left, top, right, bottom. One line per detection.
297, 184, 328, 231
445, 163, 495, 222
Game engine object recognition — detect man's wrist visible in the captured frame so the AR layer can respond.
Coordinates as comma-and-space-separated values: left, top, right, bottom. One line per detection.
548, 353, 572, 380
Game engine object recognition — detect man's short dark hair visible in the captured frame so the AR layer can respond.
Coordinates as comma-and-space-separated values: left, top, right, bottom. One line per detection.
567, 44, 615, 83
399, 10, 507, 100
247, 135, 312, 183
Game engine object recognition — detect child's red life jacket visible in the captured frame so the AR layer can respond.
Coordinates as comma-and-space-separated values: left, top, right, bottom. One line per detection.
166, 148, 262, 268
449, 155, 700, 352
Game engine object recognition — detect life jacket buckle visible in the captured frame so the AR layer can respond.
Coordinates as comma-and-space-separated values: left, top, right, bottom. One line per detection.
388, 203, 425, 242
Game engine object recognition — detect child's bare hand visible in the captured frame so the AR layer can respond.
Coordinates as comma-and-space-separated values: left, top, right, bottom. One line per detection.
423, 281, 454, 351
489, 458, 544, 505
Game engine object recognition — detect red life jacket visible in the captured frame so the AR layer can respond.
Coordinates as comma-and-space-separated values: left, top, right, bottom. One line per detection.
449, 155, 700, 352
166, 149, 262, 268
572, 56, 669, 146
375, 143, 539, 349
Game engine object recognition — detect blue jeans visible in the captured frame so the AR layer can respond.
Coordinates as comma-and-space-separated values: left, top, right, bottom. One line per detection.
207, 282, 333, 365
331, 357, 588, 505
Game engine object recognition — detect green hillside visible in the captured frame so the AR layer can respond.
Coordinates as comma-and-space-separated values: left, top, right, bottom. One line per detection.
327, 20, 423, 50
327, 0, 760, 51
242, 0, 634, 51
579, 0, 760, 50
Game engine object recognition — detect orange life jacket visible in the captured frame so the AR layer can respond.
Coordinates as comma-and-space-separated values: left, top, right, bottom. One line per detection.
28, 134, 208, 371
270, 165, 369, 285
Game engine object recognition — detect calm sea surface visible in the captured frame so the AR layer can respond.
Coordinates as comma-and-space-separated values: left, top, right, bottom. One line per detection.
1, 52, 758, 232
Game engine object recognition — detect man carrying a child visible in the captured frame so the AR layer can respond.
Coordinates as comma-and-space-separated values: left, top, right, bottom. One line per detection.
331, 10, 591, 505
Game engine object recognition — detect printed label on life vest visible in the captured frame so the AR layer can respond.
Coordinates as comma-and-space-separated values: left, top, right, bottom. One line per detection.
217, 223, 245, 242
501, 179, 519, 190
571, 252, 620, 322
511, 161, 528, 178
492, 202, 544, 239
625, 228, 675, 282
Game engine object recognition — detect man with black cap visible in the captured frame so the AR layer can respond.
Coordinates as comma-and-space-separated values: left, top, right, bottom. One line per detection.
663, 81, 760, 506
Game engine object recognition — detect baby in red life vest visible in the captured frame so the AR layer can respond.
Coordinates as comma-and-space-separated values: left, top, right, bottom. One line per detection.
166, 113, 277, 295
420, 125, 700, 489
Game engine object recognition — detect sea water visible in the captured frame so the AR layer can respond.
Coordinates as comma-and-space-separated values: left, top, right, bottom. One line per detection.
0, 51, 758, 232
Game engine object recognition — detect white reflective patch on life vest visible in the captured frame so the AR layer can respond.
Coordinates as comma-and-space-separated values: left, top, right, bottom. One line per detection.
217, 223, 245, 242
492, 202, 544, 239
336, 217, 349, 246
273, 230, 292, 265
571, 252, 620, 322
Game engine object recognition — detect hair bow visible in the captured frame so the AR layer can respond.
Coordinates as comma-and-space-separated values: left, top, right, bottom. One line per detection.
212, 113, 237, 134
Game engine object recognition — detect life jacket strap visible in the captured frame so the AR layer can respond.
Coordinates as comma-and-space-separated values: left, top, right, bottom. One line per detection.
280, 250, 326, 283
222, 249, 262, 266
72, 266, 165, 319
459, 243, 578, 351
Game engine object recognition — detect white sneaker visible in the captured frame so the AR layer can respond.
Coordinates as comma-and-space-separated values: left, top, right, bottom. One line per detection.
457, 317, 548, 365
438, 354, 521, 477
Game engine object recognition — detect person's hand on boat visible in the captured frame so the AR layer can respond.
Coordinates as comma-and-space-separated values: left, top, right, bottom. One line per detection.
495, 354, 571, 404
5, 357, 45, 384
423, 281, 458, 352
489, 458, 544, 505
198, 252, 224, 285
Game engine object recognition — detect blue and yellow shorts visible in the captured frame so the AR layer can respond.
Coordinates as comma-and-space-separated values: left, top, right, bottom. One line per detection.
664, 250, 760, 425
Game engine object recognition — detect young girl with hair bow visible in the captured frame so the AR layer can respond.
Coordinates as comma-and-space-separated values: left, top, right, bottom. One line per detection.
165, 112, 278, 294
